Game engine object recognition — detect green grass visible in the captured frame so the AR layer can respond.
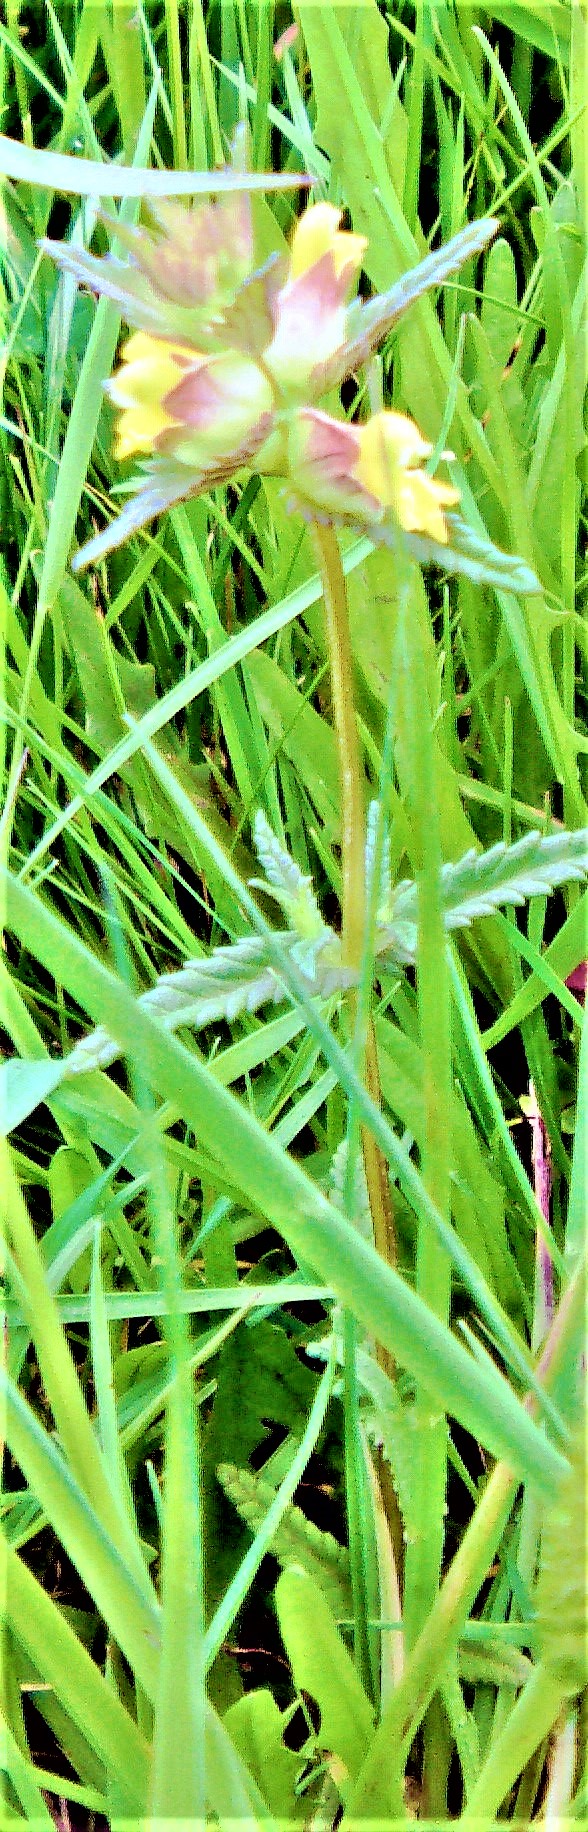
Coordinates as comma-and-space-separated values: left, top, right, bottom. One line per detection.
0, 3, 586, 1828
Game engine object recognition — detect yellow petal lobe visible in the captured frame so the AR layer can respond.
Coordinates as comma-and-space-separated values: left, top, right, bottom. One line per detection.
105, 333, 198, 458
354, 411, 459, 541
289, 202, 366, 283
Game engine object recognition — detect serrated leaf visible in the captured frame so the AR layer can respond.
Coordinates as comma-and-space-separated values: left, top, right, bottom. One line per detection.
217, 1461, 351, 1620
204, 1323, 316, 1612
251, 808, 325, 941
379, 829, 588, 965
71, 465, 203, 571
440, 829, 588, 922
306, 1322, 416, 1536
63, 930, 350, 1079
320, 217, 500, 392
352, 1346, 417, 1536
368, 511, 542, 594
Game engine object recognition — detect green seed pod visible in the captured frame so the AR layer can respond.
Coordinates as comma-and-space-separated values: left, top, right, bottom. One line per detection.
535, 1413, 587, 1695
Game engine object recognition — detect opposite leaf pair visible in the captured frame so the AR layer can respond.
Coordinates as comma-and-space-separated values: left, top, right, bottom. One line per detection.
60, 810, 588, 1081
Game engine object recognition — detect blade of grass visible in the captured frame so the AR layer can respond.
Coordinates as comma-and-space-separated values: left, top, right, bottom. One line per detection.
1, 1535, 150, 1813
1, 866, 569, 1493
0, 133, 310, 194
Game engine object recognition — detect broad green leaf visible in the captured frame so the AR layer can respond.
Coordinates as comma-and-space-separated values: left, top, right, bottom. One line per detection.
480, 236, 519, 376
223, 1691, 304, 1821
275, 1568, 374, 1786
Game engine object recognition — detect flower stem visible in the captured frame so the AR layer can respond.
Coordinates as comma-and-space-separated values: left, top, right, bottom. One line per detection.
311, 522, 365, 972
310, 522, 396, 1256
311, 519, 402, 1663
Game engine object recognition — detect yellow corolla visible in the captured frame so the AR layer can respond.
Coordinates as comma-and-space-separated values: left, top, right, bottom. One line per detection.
354, 411, 460, 543
264, 204, 367, 396
104, 333, 196, 459
288, 201, 367, 285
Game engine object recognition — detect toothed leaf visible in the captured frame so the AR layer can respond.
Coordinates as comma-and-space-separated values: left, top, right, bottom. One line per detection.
217, 1462, 351, 1620
63, 929, 350, 1080
364, 511, 542, 594
71, 464, 205, 571
251, 809, 325, 941
352, 1346, 418, 1536
320, 218, 500, 392
378, 829, 588, 965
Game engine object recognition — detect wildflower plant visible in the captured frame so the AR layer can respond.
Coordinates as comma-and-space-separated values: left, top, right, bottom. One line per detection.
2, 15, 586, 1822
42, 136, 537, 591
42, 138, 548, 1116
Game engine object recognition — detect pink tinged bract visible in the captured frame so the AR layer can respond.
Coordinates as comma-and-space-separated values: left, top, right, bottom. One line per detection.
286, 409, 377, 521
265, 256, 351, 395
160, 351, 274, 467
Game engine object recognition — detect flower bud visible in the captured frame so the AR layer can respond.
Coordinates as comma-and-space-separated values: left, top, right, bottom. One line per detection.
133, 193, 252, 312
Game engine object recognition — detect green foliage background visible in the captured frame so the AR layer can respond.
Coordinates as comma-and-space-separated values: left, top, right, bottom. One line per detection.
0, 3, 586, 1827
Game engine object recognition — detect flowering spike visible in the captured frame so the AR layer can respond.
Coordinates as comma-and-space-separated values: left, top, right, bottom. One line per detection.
43, 179, 538, 590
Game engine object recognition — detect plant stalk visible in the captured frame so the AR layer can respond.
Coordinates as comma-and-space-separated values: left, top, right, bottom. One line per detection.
310, 521, 396, 1271
311, 520, 402, 1647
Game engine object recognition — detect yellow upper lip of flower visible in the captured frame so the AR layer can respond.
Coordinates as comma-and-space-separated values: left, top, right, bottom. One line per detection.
288, 201, 367, 285
353, 411, 460, 542
105, 332, 198, 458
262, 203, 367, 398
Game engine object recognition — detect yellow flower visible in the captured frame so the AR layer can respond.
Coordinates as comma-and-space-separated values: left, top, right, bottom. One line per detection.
105, 333, 195, 459
288, 202, 367, 286
264, 203, 367, 396
106, 332, 274, 473
354, 411, 460, 543
285, 407, 460, 542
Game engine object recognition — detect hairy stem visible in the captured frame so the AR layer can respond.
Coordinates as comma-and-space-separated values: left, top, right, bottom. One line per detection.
311, 521, 402, 1630
311, 521, 397, 1272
